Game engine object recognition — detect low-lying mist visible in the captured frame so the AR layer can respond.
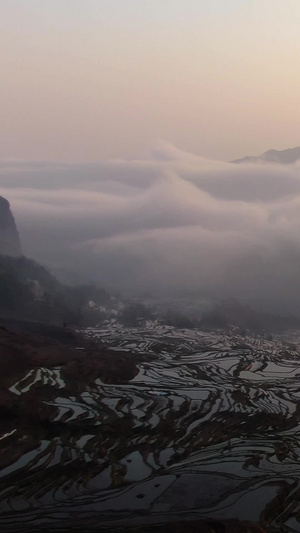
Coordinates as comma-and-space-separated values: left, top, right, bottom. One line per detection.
1, 142, 300, 314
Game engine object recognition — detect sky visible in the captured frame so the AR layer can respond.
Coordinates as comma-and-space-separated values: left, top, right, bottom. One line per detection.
2, 0, 300, 162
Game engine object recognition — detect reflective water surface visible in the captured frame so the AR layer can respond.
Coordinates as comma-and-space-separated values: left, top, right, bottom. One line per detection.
2, 324, 300, 531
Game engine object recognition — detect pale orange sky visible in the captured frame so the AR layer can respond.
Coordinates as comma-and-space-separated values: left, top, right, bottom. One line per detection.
1, 0, 300, 162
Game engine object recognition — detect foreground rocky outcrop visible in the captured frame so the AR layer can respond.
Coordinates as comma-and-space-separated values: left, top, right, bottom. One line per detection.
0, 196, 22, 256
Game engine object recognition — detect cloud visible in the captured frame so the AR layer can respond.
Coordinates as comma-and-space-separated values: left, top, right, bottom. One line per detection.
1, 142, 300, 312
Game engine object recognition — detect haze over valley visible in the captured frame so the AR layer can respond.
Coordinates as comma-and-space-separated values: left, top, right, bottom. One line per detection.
3, 142, 300, 315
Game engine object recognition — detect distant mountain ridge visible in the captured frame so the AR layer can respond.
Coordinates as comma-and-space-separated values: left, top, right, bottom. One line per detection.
232, 146, 300, 165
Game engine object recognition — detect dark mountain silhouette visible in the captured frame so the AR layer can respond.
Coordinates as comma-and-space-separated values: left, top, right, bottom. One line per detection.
0, 254, 110, 326
0, 196, 22, 256
232, 146, 300, 165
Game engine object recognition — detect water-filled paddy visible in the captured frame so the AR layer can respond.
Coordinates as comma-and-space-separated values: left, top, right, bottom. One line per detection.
1, 324, 300, 531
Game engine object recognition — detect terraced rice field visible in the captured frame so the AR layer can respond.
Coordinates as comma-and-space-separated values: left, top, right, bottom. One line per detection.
2, 324, 300, 531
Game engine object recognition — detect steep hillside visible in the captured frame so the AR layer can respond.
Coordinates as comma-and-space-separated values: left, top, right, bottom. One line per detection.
0, 196, 22, 256
0, 254, 110, 326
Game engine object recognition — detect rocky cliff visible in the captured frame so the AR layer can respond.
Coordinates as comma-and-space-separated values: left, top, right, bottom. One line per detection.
0, 196, 22, 256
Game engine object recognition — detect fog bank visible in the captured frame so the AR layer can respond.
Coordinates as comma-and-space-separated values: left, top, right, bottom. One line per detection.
1, 142, 300, 312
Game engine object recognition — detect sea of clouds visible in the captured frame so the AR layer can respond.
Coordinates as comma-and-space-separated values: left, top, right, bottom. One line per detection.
1, 141, 300, 312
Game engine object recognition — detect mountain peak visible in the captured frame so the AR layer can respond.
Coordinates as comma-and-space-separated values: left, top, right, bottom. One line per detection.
0, 195, 22, 256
